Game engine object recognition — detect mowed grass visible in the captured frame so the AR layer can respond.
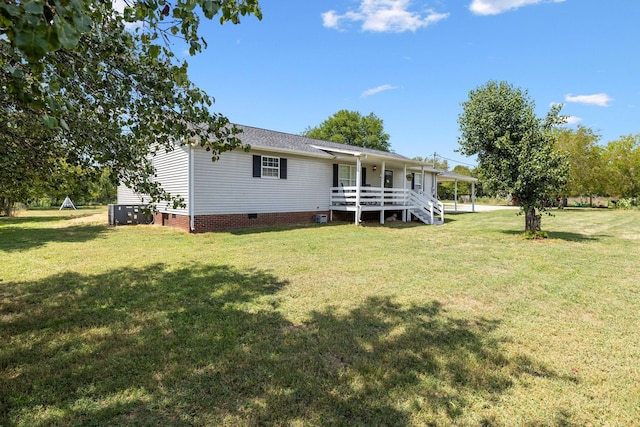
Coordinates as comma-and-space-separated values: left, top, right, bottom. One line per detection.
1, 207, 639, 426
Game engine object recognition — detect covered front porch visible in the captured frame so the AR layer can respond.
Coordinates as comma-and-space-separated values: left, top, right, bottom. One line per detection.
330, 186, 444, 225
324, 152, 444, 226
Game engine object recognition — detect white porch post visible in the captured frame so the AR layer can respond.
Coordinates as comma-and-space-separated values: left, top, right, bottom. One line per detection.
379, 160, 385, 224
471, 182, 476, 212
433, 172, 438, 198
454, 180, 458, 212
356, 156, 362, 225
402, 164, 408, 222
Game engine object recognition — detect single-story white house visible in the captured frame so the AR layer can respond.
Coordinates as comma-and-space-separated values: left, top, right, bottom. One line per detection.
117, 125, 477, 232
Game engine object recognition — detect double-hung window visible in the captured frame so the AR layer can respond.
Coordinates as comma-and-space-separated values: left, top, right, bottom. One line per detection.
261, 156, 280, 178
338, 164, 357, 187
253, 155, 287, 179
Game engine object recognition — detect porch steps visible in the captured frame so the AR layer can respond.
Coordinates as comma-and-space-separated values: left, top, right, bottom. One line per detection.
408, 190, 444, 225
410, 207, 443, 225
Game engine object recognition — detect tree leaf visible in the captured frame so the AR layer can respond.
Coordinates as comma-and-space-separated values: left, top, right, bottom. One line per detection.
72, 12, 92, 34
0, 2, 22, 17
54, 15, 80, 49
23, 0, 44, 15
14, 27, 50, 60
42, 114, 58, 129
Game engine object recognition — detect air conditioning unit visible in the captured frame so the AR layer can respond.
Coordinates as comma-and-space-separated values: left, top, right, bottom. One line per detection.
315, 214, 328, 223
108, 204, 153, 226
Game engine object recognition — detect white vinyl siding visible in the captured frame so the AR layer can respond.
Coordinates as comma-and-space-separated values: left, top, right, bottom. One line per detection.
117, 184, 145, 204
425, 172, 436, 196
193, 149, 331, 215
153, 145, 190, 214
116, 144, 189, 214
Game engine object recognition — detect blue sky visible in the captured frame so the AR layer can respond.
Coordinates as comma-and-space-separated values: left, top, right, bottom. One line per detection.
184, 0, 640, 167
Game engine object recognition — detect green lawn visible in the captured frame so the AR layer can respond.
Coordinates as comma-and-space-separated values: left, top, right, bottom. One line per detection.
1, 207, 639, 426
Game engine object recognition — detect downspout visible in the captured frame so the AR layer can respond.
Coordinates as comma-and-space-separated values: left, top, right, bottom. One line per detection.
189, 144, 195, 232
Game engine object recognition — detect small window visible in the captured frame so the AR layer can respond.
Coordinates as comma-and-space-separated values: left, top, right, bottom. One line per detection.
253, 155, 287, 179
262, 156, 280, 178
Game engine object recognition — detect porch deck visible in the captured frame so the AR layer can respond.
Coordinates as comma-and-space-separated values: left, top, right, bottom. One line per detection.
329, 186, 444, 225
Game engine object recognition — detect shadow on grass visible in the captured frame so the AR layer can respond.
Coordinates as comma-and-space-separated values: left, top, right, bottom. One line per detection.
499, 229, 601, 242
0, 222, 108, 252
1, 263, 566, 425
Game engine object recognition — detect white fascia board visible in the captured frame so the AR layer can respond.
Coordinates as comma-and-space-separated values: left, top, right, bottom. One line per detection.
246, 145, 336, 159
309, 145, 363, 156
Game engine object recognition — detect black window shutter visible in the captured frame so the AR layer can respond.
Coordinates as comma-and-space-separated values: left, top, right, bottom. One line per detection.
361, 167, 366, 185
411, 173, 415, 190
280, 158, 287, 179
253, 155, 261, 177
333, 164, 338, 187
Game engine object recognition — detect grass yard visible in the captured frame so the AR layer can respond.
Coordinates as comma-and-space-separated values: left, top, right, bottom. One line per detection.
1, 207, 639, 426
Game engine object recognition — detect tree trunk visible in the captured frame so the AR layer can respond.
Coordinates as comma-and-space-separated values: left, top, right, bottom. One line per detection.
525, 207, 541, 233
0, 198, 15, 217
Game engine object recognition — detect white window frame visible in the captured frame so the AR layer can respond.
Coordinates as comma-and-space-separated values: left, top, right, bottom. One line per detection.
262, 156, 280, 178
414, 172, 423, 192
338, 164, 357, 187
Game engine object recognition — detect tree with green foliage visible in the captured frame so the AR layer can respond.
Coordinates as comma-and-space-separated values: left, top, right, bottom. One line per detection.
1, 0, 261, 215
0, 108, 63, 215
554, 126, 605, 205
302, 110, 391, 151
603, 134, 640, 199
457, 80, 568, 235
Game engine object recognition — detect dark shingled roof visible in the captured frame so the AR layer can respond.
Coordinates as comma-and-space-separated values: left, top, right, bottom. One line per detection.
235, 124, 413, 162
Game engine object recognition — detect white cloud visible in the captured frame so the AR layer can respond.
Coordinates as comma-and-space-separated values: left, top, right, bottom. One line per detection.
469, 0, 565, 16
321, 11, 342, 29
564, 116, 582, 125
112, 0, 128, 14
361, 84, 399, 97
322, 0, 449, 33
565, 93, 613, 107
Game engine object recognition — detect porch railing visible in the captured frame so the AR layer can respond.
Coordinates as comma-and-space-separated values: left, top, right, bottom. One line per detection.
330, 186, 409, 207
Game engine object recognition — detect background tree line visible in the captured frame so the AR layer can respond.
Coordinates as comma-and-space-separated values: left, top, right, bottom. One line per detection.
432, 126, 640, 208
554, 126, 640, 206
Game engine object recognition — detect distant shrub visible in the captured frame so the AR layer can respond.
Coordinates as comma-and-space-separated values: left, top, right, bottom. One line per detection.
612, 198, 638, 210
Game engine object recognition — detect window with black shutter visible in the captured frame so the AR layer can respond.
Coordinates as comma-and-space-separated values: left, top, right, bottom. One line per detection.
253, 155, 287, 179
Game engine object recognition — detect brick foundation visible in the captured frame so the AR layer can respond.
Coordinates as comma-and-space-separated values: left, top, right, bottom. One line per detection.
154, 211, 332, 233
152, 212, 191, 232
